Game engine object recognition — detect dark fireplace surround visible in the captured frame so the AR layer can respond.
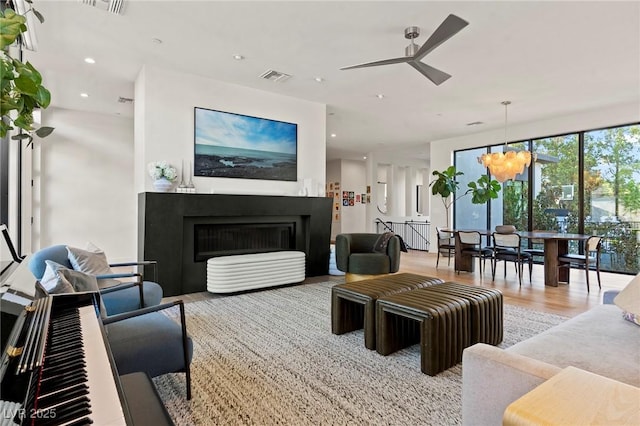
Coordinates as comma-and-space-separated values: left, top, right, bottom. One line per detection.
138, 192, 332, 296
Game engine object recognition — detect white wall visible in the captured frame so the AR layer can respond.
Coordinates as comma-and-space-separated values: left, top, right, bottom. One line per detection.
340, 160, 367, 234
36, 107, 136, 261
135, 66, 326, 196
428, 101, 640, 249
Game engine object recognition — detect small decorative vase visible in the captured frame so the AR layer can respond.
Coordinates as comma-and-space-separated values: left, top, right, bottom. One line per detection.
153, 177, 173, 192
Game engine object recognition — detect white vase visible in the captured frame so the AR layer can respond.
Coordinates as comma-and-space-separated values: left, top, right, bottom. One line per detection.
153, 177, 173, 192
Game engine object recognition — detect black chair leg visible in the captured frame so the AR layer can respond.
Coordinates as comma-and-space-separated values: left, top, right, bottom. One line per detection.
585, 264, 590, 293
436, 252, 440, 268
596, 262, 602, 289
178, 302, 192, 400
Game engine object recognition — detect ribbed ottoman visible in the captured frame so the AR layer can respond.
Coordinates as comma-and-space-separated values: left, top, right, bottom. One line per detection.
376, 283, 503, 375
207, 251, 305, 293
331, 273, 445, 350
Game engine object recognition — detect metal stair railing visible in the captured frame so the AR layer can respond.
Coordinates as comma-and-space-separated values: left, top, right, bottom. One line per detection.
375, 219, 430, 251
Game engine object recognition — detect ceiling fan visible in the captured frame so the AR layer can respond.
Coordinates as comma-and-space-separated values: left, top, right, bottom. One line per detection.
340, 14, 469, 86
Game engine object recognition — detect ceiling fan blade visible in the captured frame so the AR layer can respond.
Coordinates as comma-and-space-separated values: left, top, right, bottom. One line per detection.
340, 56, 411, 70
414, 14, 469, 61
408, 61, 451, 85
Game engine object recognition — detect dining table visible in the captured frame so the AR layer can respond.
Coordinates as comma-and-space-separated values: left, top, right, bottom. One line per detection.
442, 229, 592, 287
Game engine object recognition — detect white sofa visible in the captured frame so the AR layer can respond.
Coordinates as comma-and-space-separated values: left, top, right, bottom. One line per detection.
461, 276, 640, 426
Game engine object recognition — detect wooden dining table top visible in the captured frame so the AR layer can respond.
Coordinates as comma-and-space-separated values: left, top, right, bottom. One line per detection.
441, 229, 593, 241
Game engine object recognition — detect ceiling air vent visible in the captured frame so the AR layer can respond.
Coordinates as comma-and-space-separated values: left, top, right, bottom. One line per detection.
79, 0, 125, 15
259, 69, 292, 83
117, 96, 134, 104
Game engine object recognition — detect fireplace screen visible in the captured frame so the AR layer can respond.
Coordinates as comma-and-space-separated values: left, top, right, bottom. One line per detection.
194, 223, 295, 261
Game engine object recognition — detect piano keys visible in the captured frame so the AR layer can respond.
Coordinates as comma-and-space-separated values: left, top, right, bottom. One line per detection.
1, 292, 129, 425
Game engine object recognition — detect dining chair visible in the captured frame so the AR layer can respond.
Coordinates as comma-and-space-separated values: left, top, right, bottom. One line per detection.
456, 231, 493, 275
557, 236, 603, 292
435, 227, 455, 268
491, 232, 532, 286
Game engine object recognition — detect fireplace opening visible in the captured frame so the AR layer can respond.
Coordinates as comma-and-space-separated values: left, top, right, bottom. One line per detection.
194, 222, 295, 261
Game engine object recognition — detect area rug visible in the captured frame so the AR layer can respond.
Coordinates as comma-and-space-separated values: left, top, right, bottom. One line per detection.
154, 281, 568, 425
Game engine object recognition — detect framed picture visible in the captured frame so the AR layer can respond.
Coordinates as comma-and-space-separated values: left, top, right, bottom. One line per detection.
194, 107, 297, 181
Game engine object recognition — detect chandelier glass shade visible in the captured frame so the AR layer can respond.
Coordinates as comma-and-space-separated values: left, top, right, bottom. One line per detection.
478, 101, 535, 183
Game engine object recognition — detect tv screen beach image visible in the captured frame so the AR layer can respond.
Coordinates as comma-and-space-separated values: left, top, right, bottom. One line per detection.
194, 107, 297, 181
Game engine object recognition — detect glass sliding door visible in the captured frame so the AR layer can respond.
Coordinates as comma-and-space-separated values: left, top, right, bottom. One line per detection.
531, 134, 579, 234
583, 125, 640, 274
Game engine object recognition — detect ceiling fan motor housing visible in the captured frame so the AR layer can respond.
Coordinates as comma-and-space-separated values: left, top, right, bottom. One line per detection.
404, 26, 420, 39
404, 26, 420, 56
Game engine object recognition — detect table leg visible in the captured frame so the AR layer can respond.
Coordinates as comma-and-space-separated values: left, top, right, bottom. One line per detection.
543, 239, 559, 287
557, 240, 569, 283
455, 241, 474, 272
543, 239, 569, 286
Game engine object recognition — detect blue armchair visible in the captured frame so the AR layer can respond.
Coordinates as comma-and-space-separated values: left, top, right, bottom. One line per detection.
29, 245, 192, 399
29, 245, 162, 315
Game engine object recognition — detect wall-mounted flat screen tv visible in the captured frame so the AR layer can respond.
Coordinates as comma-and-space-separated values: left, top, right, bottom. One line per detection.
194, 107, 297, 181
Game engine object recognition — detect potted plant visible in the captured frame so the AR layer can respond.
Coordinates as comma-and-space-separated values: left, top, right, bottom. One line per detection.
1, 1, 53, 145
430, 166, 501, 228
148, 161, 178, 192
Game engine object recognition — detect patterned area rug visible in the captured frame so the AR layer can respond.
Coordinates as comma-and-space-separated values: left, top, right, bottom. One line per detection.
154, 281, 568, 425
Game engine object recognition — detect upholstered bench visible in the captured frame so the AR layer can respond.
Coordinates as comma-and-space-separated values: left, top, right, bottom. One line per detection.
207, 251, 305, 293
331, 273, 445, 350
376, 283, 503, 375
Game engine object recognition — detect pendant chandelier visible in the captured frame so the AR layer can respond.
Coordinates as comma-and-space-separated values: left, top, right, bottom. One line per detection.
478, 101, 535, 183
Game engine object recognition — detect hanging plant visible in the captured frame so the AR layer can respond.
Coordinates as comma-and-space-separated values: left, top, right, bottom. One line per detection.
1, 1, 53, 144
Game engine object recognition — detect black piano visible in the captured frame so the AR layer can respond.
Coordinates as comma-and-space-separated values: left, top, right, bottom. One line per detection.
1, 253, 174, 425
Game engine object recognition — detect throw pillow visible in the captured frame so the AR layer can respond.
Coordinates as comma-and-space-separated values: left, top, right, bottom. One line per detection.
373, 232, 395, 253
67, 244, 121, 289
67, 245, 113, 276
58, 268, 107, 318
39, 260, 75, 294
614, 272, 640, 326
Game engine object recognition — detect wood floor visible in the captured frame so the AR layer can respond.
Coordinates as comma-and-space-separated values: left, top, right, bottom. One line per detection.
395, 250, 631, 317
170, 250, 633, 318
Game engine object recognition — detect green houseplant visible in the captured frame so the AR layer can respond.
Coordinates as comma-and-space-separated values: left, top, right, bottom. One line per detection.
430, 166, 501, 228
1, 1, 53, 144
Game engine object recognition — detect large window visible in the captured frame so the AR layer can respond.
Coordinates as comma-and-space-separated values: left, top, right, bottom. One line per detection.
454, 147, 487, 230
583, 125, 640, 274
532, 134, 579, 234
454, 122, 639, 275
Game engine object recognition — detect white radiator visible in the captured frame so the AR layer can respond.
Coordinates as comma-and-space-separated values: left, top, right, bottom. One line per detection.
207, 251, 305, 293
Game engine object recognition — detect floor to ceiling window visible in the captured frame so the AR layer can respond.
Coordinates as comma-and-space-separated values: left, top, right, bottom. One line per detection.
531, 134, 579, 234
454, 122, 639, 275
453, 147, 488, 231
583, 124, 640, 274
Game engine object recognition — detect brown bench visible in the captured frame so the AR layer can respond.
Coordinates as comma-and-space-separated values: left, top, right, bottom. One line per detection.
376, 282, 503, 375
331, 273, 445, 350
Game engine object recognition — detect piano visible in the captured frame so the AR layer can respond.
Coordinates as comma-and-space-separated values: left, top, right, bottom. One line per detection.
1, 256, 174, 426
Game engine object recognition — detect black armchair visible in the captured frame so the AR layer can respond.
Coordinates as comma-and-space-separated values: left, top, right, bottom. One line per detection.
335, 233, 401, 281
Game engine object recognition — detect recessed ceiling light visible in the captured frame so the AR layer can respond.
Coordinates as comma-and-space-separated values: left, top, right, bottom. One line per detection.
363, 156, 367, 160
376, 94, 384, 99
314, 77, 324, 83
80, 93, 89, 98
330, 133, 337, 138
152, 38, 163, 44
233, 54, 244, 60
84, 57, 95, 64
